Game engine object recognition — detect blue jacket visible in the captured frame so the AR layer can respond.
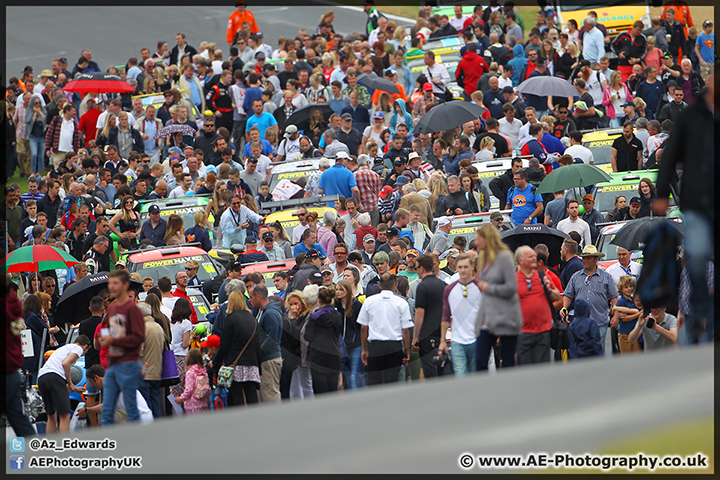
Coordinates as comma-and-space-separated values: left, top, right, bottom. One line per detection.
506, 44, 528, 87
184, 225, 212, 252
242, 86, 263, 114
541, 133, 566, 155
390, 64, 414, 95
444, 148, 473, 176
389, 99, 414, 136
568, 298, 603, 359
258, 300, 283, 361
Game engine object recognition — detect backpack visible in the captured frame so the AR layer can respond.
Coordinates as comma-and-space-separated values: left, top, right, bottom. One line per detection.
635, 221, 682, 309
192, 370, 211, 400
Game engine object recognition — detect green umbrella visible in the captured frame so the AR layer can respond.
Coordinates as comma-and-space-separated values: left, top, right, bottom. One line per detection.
3, 244, 80, 273
536, 164, 612, 195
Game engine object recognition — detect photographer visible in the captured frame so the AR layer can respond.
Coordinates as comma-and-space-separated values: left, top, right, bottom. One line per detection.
627, 304, 678, 350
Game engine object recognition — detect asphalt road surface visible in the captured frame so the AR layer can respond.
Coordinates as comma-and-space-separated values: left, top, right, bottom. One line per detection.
12, 344, 711, 474
5, 3, 399, 78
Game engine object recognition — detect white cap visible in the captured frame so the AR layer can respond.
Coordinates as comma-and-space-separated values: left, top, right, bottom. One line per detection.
336, 151, 350, 159
437, 216, 452, 228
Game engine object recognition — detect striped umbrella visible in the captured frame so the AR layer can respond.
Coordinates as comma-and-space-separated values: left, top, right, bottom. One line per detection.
3, 245, 80, 273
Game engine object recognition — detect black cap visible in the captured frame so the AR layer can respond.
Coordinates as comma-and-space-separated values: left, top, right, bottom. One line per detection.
148, 204, 160, 214
629, 196, 642, 205
579, 59, 591, 68
310, 272, 324, 284
386, 226, 400, 237
306, 249, 321, 259
536, 56, 547, 65
262, 231, 274, 242
230, 258, 244, 270
245, 236, 258, 244
247, 157, 258, 163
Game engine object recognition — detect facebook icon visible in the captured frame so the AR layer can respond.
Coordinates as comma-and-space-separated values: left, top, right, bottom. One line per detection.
10, 455, 25, 470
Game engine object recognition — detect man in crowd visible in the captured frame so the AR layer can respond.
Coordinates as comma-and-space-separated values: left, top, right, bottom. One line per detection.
250, 285, 284, 403
411, 254, 448, 379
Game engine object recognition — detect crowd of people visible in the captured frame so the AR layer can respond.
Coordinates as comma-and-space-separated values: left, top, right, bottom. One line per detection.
3, 0, 715, 436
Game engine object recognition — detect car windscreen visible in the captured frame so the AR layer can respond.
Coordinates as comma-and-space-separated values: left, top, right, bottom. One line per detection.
584, 139, 617, 167
186, 288, 211, 323
132, 255, 218, 283
597, 232, 621, 261
269, 170, 312, 191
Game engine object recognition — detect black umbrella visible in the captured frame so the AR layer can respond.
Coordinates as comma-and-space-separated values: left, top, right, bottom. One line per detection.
500, 224, 570, 268
356, 73, 399, 95
284, 104, 334, 134
517, 75, 579, 98
414, 101, 488, 135
610, 217, 683, 251
55, 272, 142, 325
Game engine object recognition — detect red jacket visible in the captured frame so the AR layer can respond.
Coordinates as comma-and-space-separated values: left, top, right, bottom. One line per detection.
456, 51, 489, 96
172, 288, 198, 324
354, 225, 378, 248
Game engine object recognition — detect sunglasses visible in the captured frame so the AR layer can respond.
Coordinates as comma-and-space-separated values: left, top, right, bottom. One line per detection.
322, 272, 333, 276
298, 213, 306, 216
185, 267, 196, 271
525, 278, 532, 291
45, 284, 56, 288
231, 202, 241, 206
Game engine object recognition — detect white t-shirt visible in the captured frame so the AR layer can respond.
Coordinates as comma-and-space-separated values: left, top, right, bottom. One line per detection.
277, 137, 301, 160
255, 154, 272, 176
292, 223, 310, 245
564, 144, 594, 165
499, 117, 523, 151
39, 344, 84, 380
58, 117, 76, 152
170, 319, 193, 356
162, 296, 179, 316
556, 217, 592, 247
497, 76, 513, 91
446, 281, 481, 345
449, 15, 471, 32
585, 71, 607, 107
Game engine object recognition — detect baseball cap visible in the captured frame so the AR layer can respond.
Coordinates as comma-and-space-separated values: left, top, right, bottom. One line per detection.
336, 151, 350, 159
378, 185, 394, 199
405, 249, 419, 258
502, 86, 514, 95
666, 80, 678, 88
24, 65, 33, 72
386, 226, 400, 237
662, 51, 673, 59
200, 334, 221, 349
384, 68, 396, 77
582, 194, 594, 202
341, 112, 353, 121
310, 272, 324, 284
284, 124, 298, 138
490, 212, 503, 221
621, 100, 635, 107
703, 20, 713, 28
247, 156, 259, 163
363, 234, 376, 243
255, 51, 266, 60
306, 249, 322, 259
536, 56, 547, 65
115, 260, 126, 267
446, 248, 460, 259
393, 158, 404, 166
168, 146, 185, 158
394, 175, 409, 186
437, 216, 452, 228
262, 231, 274, 242
229, 258, 244, 270
423, 82, 433, 91
148, 204, 160, 214
629, 196, 642, 205
245, 236, 258, 244
579, 59, 591, 68
373, 111, 385, 119
256, 32, 264, 38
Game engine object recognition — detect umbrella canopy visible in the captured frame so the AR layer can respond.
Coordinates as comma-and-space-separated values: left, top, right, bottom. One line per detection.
63, 72, 135, 94
357, 73, 399, 95
610, 217, 683, 251
536, 164, 612, 195
414, 101, 488, 135
284, 104, 334, 134
517, 75, 579, 98
3, 245, 80, 273
154, 123, 197, 140
55, 272, 142, 325
500, 224, 570, 268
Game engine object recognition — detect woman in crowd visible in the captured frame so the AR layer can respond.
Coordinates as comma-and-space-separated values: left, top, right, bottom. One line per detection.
460, 173, 483, 213
305, 211, 319, 232
184, 210, 212, 251
566, 19, 580, 41
25, 94, 46, 177
428, 173, 450, 216
108, 195, 140, 248
212, 290, 262, 406
303, 286, 342, 395
95, 113, 116, 148
372, 92, 394, 119
241, 195, 261, 238
317, 210, 338, 263
269, 222, 293, 259
286, 79, 309, 109
21, 294, 50, 383
633, 97, 653, 120
542, 39, 560, 76
308, 107, 327, 147
264, 126, 279, 155
474, 224, 522, 372
556, 40, 580, 80
637, 178, 656, 217
474, 136, 495, 161
206, 181, 229, 242
335, 280, 364, 389
390, 26, 408, 54
342, 266, 364, 298
288, 289, 314, 399
164, 214, 185, 246
602, 71, 633, 128
605, 195, 627, 222
145, 292, 171, 343
169, 297, 193, 406
321, 53, 336, 83
362, 112, 387, 150
307, 73, 329, 104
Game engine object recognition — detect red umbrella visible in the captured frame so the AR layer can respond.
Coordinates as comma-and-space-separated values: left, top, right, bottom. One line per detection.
63, 72, 135, 94
3, 244, 80, 273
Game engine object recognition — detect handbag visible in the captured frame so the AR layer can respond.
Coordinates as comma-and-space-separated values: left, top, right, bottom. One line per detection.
217, 321, 257, 388
538, 271, 570, 350
160, 347, 180, 387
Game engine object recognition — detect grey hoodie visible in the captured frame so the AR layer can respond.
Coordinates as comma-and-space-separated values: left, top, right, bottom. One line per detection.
25, 94, 47, 135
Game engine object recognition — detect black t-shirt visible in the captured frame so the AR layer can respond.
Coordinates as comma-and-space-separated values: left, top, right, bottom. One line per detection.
415, 274, 447, 340
337, 128, 362, 156
78, 315, 104, 367
611, 135, 643, 172
83, 233, 114, 259
473, 132, 509, 156
660, 65, 681, 85
576, 92, 599, 130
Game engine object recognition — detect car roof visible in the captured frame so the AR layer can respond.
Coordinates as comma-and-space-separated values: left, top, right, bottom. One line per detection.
600, 170, 658, 184
266, 206, 334, 224
474, 158, 529, 174
128, 246, 209, 263
242, 259, 297, 275
270, 159, 321, 175
140, 197, 210, 210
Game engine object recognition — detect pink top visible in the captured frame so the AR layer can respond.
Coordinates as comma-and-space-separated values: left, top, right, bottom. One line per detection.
179, 363, 209, 411
643, 48, 663, 72
317, 226, 337, 262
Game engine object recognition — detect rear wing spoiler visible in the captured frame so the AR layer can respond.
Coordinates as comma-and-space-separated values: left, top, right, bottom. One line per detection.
259, 194, 340, 215
122, 242, 202, 257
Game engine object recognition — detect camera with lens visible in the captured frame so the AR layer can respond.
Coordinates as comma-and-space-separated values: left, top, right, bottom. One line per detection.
431, 350, 447, 368
645, 316, 655, 329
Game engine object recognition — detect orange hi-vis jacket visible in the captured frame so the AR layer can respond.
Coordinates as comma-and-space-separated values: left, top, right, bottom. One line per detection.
227, 9, 259, 43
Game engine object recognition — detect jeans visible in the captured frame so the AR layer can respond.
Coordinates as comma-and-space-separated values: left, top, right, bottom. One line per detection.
138, 379, 161, 419
4, 372, 36, 437
597, 324, 608, 355
28, 136, 45, 174
102, 361, 142, 426
683, 210, 714, 325
476, 331, 517, 371
341, 346, 366, 389
290, 366, 314, 399
450, 341, 476, 377
609, 117, 622, 128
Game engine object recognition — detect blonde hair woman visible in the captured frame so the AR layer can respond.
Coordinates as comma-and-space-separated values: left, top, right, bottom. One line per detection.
307, 73, 329, 104
95, 113, 116, 148
412, 178, 428, 192
428, 173, 449, 214
108, 195, 140, 247
321, 53, 336, 83
185, 210, 213, 251
164, 214, 185, 245
475, 136, 495, 161
474, 224, 522, 372
286, 290, 313, 398
602, 70, 633, 128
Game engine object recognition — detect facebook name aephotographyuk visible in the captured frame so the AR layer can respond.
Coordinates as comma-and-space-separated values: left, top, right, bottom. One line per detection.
10, 455, 142, 471
458, 452, 709, 471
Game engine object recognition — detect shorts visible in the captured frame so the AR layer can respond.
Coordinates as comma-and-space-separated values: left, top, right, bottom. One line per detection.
38, 372, 72, 416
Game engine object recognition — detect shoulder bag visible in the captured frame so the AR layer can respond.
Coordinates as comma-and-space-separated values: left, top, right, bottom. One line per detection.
217, 320, 257, 388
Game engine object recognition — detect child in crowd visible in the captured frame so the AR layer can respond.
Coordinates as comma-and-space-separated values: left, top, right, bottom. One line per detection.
175, 348, 210, 415
611, 276, 643, 353
257, 181, 273, 208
